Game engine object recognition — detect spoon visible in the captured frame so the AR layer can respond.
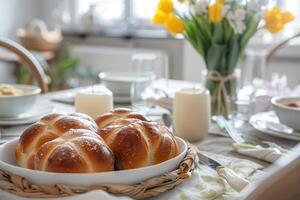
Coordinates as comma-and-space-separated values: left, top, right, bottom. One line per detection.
162, 113, 172, 128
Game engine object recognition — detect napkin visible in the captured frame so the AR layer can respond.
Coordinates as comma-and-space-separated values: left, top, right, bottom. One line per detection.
233, 142, 288, 163
154, 152, 263, 200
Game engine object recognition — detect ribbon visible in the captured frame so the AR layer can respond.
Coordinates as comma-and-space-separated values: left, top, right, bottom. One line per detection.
206, 71, 236, 116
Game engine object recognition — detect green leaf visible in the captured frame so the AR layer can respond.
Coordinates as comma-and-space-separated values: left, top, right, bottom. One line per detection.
223, 20, 233, 43
190, 17, 209, 49
16, 68, 31, 84
226, 35, 240, 74
241, 17, 259, 49
58, 58, 80, 74
195, 16, 212, 42
212, 23, 224, 43
205, 44, 226, 71
184, 19, 206, 56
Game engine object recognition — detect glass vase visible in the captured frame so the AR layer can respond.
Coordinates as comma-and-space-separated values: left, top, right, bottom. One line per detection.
202, 69, 238, 118
236, 49, 268, 121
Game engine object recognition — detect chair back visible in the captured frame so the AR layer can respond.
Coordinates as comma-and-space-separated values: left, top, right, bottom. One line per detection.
242, 144, 300, 200
266, 33, 300, 64
0, 38, 48, 93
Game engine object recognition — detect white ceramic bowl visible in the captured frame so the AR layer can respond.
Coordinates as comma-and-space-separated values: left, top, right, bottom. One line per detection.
99, 72, 155, 97
0, 84, 41, 117
0, 137, 187, 186
271, 96, 300, 131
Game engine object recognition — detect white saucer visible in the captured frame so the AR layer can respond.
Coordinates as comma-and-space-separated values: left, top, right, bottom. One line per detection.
249, 111, 300, 141
0, 102, 54, 126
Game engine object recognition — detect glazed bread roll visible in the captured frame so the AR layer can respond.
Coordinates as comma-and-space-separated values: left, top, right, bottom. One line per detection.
95, 108, 149, 129
35, 129, 114, 173
99, 118, 179, 170
16, 113, 97, 169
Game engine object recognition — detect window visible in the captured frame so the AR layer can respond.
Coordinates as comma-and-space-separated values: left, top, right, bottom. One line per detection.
131, 0, 159, 21
78, 0, 126, 23
280, 0, 300, 35
77, 0, 163, 29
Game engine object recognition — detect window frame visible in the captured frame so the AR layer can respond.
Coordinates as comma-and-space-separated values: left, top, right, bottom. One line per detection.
73, 0, 163, 31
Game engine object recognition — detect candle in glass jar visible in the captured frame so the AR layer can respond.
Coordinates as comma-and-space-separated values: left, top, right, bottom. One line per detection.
75, 87, 113, 119
173, 88, 210, 141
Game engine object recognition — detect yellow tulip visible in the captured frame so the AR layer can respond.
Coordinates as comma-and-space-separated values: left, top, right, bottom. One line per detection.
264, 7, 295, 34
209, 3, 223, 23
164, 14, 184, 35
283, 12, 295, 23
158, 0, 173, 13
266, 22, 284, 34
151, 9, 168, 24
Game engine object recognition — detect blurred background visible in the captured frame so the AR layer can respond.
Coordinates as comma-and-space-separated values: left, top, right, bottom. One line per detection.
0, 0, 299, 91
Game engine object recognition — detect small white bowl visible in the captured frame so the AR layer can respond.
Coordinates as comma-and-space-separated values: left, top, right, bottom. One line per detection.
0, 137, 187, 186
99, 72, 155, 97
0, 84, 41, 117
271, 96, 300, 131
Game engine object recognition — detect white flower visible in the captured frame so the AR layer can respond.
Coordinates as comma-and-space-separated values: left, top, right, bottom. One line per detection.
194, 0, 209, 15
226, 11, 235, 21
233, 20, 246, 34
222, 5, 231, 16
248, 0, 268, 14
235, 9, 246, 21
225, 9, 247, 34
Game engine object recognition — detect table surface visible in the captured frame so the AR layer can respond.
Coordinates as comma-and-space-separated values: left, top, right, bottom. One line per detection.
0, 79, 298, 169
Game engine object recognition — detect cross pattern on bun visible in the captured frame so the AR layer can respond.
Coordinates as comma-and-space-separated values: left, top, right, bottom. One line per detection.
95, 108, 149, 129
16, 113, 98, 169
98, 118, 179, 170
15, 108, 180, 173
35, 129, 114, 173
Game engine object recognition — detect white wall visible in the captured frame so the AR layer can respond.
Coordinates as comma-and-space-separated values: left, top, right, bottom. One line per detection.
0, 0, 42, 83
182, 41, 206, 83
65, 36, 184, 79
182, 41, 300, 88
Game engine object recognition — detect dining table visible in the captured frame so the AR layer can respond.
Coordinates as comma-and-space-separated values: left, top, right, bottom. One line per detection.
0, 79, 298, 200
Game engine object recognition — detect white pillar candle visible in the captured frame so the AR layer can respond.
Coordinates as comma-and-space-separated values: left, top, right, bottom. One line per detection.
173, 88, 211, 142
75, 87, 113, 119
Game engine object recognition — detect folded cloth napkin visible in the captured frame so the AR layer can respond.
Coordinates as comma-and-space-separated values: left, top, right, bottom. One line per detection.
154, 151, 263, 200
233, 142, 288, 163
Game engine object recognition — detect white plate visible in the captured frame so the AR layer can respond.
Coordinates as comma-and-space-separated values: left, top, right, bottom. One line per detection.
0, 102, 54, 125
0, 137, 187, 186
249, 111, 300, 141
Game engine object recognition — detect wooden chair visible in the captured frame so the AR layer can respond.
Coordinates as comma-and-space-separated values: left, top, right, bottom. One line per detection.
0, 38, 49, 93
266, 33, 300, 64
242, 144, 300, 200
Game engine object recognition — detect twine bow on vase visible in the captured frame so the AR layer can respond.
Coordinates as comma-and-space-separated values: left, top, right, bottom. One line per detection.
206, 71, 237, 117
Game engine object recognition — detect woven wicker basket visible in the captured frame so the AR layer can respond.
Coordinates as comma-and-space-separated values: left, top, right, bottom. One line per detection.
17, 19, 63, 52
0, 147, 198, 199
